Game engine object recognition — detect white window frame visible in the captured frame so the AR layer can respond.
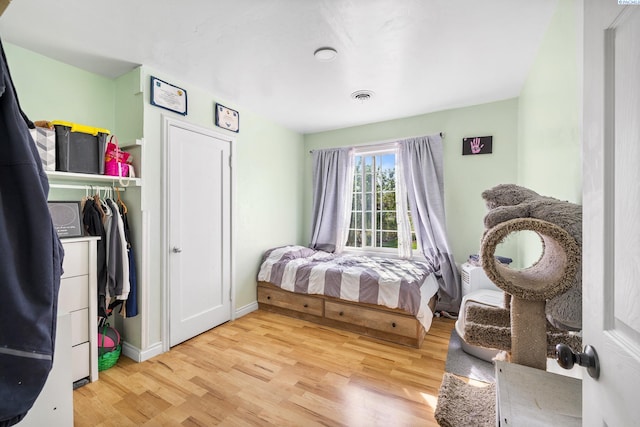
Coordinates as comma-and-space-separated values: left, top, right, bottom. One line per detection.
345, 143, 417, 257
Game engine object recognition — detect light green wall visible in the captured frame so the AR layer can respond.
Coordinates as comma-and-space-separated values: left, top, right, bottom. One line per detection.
5, 44, 305, 352
138, 66, 305, 346
5, 0, 579, 352
303, 98, 520, 265
517, 0, 581, 267
4, 43, 116, 130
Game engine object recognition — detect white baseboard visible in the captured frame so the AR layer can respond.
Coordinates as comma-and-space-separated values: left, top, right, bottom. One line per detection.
121, 341, 164, 363
120, 303, 258, 362
235, 301, 258, 319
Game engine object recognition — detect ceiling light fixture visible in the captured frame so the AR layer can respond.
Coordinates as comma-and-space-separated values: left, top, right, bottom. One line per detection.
314, 47, 338, 62
351, 90, 375, 103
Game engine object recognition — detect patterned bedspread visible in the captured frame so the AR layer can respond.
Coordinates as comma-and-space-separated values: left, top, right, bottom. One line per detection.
257, 245, 440, 329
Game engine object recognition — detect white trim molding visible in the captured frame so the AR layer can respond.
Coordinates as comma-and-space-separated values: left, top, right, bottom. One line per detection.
235, 301, 259, 319
121, 340, 164, 363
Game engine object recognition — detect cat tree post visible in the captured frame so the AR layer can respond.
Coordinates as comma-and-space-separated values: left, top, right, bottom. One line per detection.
481, 218, 580, 370
510, 297, 547, 369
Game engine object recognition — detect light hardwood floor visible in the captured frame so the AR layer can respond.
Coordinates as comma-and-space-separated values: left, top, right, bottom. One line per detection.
74, 310, 455, 426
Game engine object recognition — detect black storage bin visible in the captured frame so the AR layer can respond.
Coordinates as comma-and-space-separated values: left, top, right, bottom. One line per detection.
52, 121, 110, 174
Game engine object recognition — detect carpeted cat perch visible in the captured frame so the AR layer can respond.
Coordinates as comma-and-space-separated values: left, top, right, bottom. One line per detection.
436, 196, 582, 426
473, 217, 581, 369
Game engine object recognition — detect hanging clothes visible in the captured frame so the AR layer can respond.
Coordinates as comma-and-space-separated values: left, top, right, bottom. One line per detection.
0, 38, 64, 426
102, 199, 130, 318
82, 198, 108, 319
107, 198, 129, 301
119, 200, 138, 317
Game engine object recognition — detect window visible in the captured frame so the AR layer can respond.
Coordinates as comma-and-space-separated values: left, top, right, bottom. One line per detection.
346, 148, 417, 252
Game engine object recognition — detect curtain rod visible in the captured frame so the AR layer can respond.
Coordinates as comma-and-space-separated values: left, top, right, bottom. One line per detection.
309, 132, 444, 154
49, 183, 127, 191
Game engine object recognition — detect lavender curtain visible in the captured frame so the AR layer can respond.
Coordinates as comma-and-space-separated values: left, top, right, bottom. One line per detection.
309, 148, 354, 253
398, 135, 461, 313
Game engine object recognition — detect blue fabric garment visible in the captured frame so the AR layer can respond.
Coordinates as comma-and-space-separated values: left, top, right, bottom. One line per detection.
126, 245, 138, 317
0, 38, 64, 426
120, 205, 138, 317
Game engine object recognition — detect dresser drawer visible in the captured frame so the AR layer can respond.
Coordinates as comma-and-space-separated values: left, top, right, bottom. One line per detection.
58, 275, 89, 314
70, 308, 89, 346
258, 285, 323, 317
61, 241, 89, 278
325, 301, 417, 338
71, 342, 90, 382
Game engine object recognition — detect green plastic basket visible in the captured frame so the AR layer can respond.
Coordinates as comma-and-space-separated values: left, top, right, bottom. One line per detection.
98, 345, 121, 371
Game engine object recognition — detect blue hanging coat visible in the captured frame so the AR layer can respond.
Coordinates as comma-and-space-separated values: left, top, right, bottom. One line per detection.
0, 38, 64, 426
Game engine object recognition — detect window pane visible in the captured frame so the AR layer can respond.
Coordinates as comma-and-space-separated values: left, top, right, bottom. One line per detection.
365, 192, 373, 210
351, 211, 361, 228
365, 230, 372, 246
365, 173, 373, 192
380, 231, 398, 248
347, 230, 356, 246
380, 190, 395, 210
379, 154, 396, 191
354, 155, 362, 170
365, 211, 372, 229
380, 211, 397, 230
353, 173, 362, 193
353, 192, 362, 211
347, 230, 362, 247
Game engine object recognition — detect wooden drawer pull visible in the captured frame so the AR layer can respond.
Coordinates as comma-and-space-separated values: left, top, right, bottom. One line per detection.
267, 295, 271, 300
303, 303, 308, 308
392, 322, 396, 328
339, 311, 344, 316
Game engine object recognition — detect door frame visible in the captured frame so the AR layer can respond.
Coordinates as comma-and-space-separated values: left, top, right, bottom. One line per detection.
582, 2, 640, 424
160, 115, 236, 352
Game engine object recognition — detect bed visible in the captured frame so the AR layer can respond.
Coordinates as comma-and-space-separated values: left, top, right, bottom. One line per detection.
257, 245, 440, 348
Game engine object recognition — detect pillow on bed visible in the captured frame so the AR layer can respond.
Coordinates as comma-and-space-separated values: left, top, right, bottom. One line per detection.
278, 245, 317, 261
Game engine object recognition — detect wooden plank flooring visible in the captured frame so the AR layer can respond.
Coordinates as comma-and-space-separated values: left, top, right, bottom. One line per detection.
73, 310, 455, 426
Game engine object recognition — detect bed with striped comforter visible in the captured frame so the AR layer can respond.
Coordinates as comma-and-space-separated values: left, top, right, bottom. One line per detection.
257, 245, 440, 330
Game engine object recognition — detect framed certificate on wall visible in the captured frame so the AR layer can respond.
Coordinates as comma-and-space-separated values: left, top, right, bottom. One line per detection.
215, 103, 239, 133
150, 76, 188, 116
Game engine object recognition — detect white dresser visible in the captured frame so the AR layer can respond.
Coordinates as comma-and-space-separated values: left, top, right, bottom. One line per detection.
58, 237, 100, 383
19, 236, 99, 426
19, 314, 73, 426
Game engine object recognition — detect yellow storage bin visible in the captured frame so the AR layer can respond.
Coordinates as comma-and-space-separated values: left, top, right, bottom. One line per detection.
51, 121, 111, 174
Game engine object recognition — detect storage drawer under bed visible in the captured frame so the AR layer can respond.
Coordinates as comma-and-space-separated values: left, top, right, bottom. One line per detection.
324, 300, 418, 338
257, 284, 323, 317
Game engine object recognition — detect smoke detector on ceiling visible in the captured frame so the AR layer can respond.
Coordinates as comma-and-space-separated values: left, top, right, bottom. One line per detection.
351, 90, 375, 103
314, 47, 338, 62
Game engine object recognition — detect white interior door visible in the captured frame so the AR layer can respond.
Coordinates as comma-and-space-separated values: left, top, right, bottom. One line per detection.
583, 1, 640, 425
167, 120, 232, 347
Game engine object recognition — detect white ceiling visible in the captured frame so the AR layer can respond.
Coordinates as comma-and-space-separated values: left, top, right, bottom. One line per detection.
0, 0, 558, 134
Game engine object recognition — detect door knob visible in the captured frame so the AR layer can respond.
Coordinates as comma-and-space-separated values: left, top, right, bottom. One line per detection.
172, 247, 182, 253
555, 343, 600, 379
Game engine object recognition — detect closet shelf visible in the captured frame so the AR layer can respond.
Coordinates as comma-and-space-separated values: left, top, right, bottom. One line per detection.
46, 170, 141, 187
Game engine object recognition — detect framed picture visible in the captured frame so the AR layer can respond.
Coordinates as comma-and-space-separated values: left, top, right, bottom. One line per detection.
215, 103, 240, 132
462, 136, 493, 155
48, 201, 83, 238
150, 76, 188, 116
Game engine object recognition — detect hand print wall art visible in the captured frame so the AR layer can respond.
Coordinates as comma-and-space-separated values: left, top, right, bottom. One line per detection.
462, 136, 493, 155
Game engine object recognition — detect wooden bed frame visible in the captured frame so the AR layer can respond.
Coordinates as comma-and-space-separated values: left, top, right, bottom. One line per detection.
257, 281, 437, 348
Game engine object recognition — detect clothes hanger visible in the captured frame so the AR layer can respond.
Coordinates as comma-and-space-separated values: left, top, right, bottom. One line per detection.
99, 187, 109, 209
92, 186, 106, 219
115, 187, 128, 214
